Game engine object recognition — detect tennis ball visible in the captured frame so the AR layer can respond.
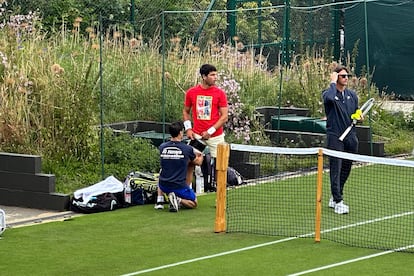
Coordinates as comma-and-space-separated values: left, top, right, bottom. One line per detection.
351, 109, 362, 120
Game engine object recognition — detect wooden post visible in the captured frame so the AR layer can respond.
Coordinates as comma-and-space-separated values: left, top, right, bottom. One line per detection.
214, 143, 230, 233
314, 148, 323, 242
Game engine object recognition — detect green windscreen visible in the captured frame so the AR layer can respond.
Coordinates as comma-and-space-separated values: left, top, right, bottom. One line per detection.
344, 1, 414, 99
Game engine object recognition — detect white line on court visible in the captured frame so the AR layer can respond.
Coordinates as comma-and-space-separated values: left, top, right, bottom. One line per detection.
288, 245, 414, 276
120, 237, 297, 276
320, 211, 414, 234
120, 211, 414, 276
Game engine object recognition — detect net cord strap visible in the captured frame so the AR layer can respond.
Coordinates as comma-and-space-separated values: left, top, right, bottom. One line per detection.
230, 144, 414, 168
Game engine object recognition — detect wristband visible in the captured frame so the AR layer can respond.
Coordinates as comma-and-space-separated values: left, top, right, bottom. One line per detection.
207, 126, 216, 135
183, 120, 192, 130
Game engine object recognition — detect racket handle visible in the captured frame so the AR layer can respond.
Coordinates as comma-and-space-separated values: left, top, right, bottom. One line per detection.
339, 124, 353, 141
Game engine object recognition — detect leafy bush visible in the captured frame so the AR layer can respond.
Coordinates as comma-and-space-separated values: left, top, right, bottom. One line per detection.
103, 130, 160, 176
43, 129, 160, 193
370, 108, 414, 154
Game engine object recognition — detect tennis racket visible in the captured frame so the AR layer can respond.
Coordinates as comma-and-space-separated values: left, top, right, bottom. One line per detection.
189, 138, 207, 154
339, 98, 375, 141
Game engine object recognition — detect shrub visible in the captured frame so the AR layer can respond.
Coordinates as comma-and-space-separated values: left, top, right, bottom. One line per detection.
103, 130, 160, 177
43, 129, 160, 193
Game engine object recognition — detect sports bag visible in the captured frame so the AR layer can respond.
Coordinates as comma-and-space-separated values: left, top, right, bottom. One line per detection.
123, 171, 158, 206
227, 167, 244, 186
70, 192, 121, 214
201, 152, 215, 192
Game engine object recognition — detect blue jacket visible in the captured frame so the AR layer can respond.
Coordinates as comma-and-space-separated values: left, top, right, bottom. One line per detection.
322, 83, 359, 138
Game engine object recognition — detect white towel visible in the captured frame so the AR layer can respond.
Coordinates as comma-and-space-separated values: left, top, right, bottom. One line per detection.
73, 175, 124, 204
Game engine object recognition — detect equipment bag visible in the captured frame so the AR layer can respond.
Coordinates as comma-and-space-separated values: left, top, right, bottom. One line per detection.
227, 167, 244, 187
123, 171, 159, 206
201, 153, 216, 192
70, 192, 121, 214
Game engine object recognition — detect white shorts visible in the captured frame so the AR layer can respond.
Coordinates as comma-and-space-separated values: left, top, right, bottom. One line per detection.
193, 133, 225, 158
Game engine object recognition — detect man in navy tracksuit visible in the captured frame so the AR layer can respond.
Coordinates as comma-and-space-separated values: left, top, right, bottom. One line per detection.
323, 65, 362, 214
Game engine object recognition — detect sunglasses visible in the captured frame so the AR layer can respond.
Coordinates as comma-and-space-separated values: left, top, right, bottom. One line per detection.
338, 74, 352, 78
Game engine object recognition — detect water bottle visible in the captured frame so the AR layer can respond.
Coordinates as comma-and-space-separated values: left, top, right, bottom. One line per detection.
124, 181, 132, 204
195, 165, 204, 194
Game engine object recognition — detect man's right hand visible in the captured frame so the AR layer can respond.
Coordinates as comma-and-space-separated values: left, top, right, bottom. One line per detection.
330, 72, 338, 83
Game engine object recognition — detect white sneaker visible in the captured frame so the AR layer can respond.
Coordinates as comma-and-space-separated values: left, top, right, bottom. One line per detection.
168, 192, 179, 212
328, 197, 336, 208
154, 202, 164, 210
334, 201, 349, 214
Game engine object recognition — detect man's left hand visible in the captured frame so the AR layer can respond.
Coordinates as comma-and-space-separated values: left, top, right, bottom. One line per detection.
200, 131, 211, 140
351, 109, 364, 121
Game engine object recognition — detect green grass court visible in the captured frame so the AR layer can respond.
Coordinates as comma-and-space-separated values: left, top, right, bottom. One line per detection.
1, 188, 413, 276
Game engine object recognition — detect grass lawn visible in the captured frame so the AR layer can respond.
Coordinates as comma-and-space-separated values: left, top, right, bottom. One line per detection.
1, 191, 413, 276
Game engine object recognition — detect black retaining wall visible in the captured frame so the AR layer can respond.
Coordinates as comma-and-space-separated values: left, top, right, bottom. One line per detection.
0, 153, 70, 211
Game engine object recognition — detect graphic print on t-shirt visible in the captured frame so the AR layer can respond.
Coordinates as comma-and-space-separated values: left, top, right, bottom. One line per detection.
160, 147, 184, 160
196, 95, 212, 120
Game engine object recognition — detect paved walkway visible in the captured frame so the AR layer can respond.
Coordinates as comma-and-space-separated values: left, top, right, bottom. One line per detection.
0, 205, 76, 228
381, 101, 414, 117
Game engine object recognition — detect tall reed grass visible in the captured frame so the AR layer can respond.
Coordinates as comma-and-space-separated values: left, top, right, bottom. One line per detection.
0, 15, 412, 170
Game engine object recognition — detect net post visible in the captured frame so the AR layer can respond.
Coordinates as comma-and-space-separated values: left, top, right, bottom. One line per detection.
314, 148, 324, 242
214, 142, 230, 233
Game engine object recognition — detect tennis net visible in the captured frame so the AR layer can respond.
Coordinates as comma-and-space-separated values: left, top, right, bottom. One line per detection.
222, 144, 414, 253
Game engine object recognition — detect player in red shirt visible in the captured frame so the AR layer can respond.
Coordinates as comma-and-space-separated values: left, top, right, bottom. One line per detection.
183, 64, 228, 189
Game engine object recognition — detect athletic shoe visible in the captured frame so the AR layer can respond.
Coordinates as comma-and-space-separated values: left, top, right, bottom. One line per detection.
328, 197, 336, 208
168, 192, 179, 212
334, 201, 349, 214
154, 202, 164, 210
177, 197, 182, 208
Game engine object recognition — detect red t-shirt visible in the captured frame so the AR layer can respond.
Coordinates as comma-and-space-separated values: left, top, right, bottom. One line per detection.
184, 84, 228, 137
